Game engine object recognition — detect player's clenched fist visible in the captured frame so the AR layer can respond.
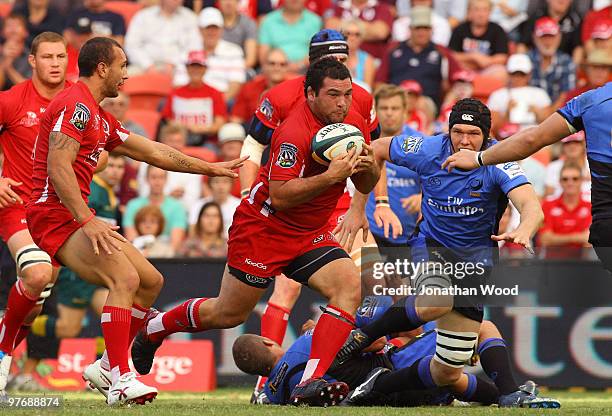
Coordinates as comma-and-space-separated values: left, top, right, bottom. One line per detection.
325, 147, 360, 182
81, 216, 128, 256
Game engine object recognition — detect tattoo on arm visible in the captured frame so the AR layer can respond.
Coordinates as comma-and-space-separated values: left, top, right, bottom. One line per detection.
49, 132, 80, 161
160, 147, 194, 170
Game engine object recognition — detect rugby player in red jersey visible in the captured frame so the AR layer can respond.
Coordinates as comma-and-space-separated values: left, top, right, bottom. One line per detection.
238, 30, 401, 397
131, 58, 381, 406
0, 32, 74, 399
26, 37, 245, 406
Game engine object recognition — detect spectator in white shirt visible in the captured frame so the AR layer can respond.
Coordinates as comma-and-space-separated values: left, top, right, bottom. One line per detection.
544, 132, 591, 199
488, 53, 552, 136
124, 0, 202, 75
198, 7, 246, 102
137, 123, 203, 210
189, 175, 240, 237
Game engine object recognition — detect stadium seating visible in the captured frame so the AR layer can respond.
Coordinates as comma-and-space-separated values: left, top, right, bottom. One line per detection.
121, 73, 173, 111
125, 109, 162, 138
472, 75, 506, 102
105, 1, 144, 25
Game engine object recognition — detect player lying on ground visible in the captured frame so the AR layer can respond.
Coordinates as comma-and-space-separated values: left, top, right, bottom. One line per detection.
25, 37, 246, 406
336, 98, 548, 407
232, 295, 560, 408
131, 58, 380, 406
442, 83, 612, 274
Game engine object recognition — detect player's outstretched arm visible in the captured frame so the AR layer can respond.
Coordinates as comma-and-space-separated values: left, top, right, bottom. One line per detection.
442, 113, 572, 172
47, 132, 126, 255
114, 133, 248, 178
491, 184, 543, 255
269, 148, 359, 211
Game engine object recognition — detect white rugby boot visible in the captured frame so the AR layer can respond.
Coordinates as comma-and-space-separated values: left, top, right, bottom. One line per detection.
0, 351, 11, 402
83, 359, 112, 398
106, 372, 157, 406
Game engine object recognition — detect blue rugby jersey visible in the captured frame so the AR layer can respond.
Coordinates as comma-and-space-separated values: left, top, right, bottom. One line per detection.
389, 134, 529, 265
557, 82, 612, 221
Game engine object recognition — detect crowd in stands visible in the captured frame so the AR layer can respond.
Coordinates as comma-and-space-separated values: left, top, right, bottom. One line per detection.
0, 0, 610, 259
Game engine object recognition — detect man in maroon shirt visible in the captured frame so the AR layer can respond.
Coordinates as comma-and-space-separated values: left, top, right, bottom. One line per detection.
231, 48, 290, 125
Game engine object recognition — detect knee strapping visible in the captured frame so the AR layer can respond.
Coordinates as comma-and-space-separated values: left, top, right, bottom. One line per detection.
434, 329, 478, 368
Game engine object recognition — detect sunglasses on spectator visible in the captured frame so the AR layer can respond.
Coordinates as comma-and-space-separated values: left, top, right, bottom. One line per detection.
561, 176, 581, 182
106, 101, 127, 107
267, 60, 288, 67
344, 31, 361, 37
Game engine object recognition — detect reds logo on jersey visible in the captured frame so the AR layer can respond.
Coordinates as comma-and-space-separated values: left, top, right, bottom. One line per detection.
70, 102, 91, 131
19, 111, 39, 128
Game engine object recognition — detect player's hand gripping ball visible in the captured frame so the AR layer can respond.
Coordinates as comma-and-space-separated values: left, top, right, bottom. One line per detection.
311, 123, 365, 166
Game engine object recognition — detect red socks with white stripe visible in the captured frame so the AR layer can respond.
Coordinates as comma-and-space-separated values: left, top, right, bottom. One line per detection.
255, 302, 291, 391
300, 305, 355, 382
101, 306, 131, 381
146, 298, 209, 343
0, 281, 38, 353
100, 303, 148, 381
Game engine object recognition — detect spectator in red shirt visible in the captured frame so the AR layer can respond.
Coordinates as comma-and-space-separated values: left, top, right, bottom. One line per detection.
230, 48, 289, 125
540, 162, 592, 259
161, 50, 227, 146
565, 49, 612, 103
399, 79, 427, 132
324, 0, 393, 60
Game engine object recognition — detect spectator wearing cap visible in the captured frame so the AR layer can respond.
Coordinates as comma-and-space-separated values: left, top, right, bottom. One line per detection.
583, 19, 612, 58
544, 132, 590, 199
162, 50, 227, 146
64, 17, 95, 82
517, 0, 582, 61
125, 0, 202, 76
231, 49, 289, 125
581, 5, 611, 48
12, 0, 65, 47
527, 16, 576, 105
376, 6, 456, 108
219, 0, 258, 71
65, 0, 126, 46
342, 19, 376, 91
438, 70, 475, 129
258, 0, 321, 73
448, 0, 509, 80
137, 122, 205, 210
399, 80, 427, 132
565, 49, 612, 103
488, 53, 552, 136
197, 7, 246, 102
393, 0, 451, 46
0, 14, 32, 90
325, 0, 393, 60
215, 122, 246, 197
540, 162, 592, 259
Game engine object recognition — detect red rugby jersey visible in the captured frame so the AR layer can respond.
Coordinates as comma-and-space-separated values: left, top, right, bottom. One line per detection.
30, 81, 129, 206
246, 101, 370, 232
0, 80, 71, 200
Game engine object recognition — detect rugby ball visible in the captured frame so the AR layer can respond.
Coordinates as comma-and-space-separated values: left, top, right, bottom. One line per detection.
311, 123, 365, 166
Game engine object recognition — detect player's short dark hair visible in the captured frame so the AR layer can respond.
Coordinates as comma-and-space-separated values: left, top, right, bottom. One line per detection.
78, 37, 122, 77
232, 334, 277, 376
30, 31, 66, 56
304, 58, 351, 97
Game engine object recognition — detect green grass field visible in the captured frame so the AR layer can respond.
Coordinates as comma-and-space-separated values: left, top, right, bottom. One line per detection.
4, 388, 612, 415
